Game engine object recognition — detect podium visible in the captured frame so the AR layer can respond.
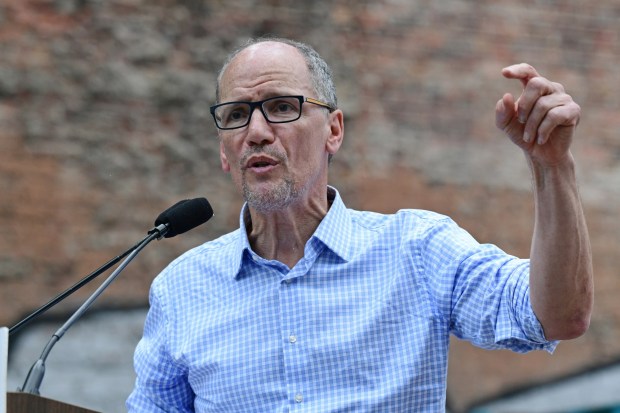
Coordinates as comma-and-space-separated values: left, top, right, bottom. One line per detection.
6, 392, 99, 413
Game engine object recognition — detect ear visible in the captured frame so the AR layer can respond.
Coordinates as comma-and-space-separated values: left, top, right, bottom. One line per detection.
220, 139, 230, 172
325, 109, 344, 155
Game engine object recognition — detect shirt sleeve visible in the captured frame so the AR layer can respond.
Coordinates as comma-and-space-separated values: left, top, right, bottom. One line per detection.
126, 278, 195, 412
420, 216, 558, 353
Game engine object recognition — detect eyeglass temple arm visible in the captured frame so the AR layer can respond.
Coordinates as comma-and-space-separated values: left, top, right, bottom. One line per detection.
305, 97, 335, 111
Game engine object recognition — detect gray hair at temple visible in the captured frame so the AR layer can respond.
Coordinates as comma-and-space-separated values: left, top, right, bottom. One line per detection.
215, 37, 338, 109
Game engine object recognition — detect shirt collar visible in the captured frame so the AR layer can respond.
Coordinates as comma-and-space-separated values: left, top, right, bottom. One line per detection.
231, 186, 352, 279
311, 186, 353, 263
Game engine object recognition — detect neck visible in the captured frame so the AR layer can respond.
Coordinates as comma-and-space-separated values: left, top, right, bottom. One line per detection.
246, 189, 330, 268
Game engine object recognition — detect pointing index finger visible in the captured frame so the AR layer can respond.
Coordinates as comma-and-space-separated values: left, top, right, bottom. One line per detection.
502, 63, 541, 87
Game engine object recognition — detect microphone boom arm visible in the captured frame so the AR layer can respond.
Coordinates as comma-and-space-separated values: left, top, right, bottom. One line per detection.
9, 236, 148, 336
15, 196, 211, 396
19, 224, 167, 395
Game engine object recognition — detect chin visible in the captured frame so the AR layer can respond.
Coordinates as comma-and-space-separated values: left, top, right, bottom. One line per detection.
243, 179, 298, 212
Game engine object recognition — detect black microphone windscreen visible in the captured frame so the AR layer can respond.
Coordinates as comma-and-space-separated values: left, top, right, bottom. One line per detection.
155, 198, 214, 238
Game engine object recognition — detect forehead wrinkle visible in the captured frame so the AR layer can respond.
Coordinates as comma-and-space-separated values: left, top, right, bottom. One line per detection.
225, 76, 304, 102
220, 42, 313, 101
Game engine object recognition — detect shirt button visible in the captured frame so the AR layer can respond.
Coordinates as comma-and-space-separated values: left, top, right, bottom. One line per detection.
294, 393, 303, 403
289, 334, 297, 344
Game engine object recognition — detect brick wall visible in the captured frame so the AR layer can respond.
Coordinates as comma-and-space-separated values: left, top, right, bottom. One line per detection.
1, 0, 619, 410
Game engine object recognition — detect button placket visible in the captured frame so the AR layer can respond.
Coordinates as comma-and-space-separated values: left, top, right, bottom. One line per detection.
279, 265, 313, 410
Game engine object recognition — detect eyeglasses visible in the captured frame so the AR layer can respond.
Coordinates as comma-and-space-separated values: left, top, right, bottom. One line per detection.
210, 95, 334, 130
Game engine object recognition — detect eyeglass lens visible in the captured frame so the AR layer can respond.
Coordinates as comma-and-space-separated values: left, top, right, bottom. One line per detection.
214, 96, 302, 129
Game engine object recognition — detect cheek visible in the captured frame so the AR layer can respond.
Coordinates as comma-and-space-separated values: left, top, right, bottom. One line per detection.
220, 140, 240, 171
290, 136, 325, 173
220, 143, 244, 190
289, 137, 325, 180
225, 157, 243, 190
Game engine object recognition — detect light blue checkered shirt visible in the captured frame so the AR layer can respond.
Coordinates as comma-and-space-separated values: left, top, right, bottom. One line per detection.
127, 187, 555, 412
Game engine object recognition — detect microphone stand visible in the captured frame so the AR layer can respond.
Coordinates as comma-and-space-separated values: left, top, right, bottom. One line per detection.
19, 224, 167, 395
9, 237, 147, 336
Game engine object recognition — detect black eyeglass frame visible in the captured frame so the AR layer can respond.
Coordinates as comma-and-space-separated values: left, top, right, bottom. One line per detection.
209, 95, 335, 130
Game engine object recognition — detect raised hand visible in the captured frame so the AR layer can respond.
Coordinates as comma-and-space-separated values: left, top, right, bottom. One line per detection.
495, 63, 581, 166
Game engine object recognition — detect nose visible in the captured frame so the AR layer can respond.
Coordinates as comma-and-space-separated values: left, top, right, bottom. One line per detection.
245, 107, 275, 146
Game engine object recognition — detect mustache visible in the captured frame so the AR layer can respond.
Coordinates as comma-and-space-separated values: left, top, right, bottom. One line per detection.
240, 146, 287, 168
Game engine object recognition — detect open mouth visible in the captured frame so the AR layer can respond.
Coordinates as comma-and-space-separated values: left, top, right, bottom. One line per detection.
245, 155, 279, 171
251, 160, 275, 168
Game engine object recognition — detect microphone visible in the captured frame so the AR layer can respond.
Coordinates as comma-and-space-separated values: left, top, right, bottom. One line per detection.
152, 197, 214, 239
18, 197, 213, 395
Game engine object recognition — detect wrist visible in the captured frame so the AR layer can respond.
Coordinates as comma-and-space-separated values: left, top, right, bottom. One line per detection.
526, 152, 577, 191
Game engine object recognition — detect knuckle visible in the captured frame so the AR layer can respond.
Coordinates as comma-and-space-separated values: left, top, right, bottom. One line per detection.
549, 106, 579, 126
520, 62, 535, 71
552, 81, 565, 93
531, 76, 549, 88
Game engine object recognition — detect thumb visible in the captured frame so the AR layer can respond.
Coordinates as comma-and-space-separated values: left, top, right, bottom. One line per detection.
495, 93, 516, 131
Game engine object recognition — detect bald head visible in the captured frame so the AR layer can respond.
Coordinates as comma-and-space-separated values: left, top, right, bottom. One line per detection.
215, 37, 338, 109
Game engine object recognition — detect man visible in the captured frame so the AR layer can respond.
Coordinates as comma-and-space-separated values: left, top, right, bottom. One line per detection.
127, 37, 593, 412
